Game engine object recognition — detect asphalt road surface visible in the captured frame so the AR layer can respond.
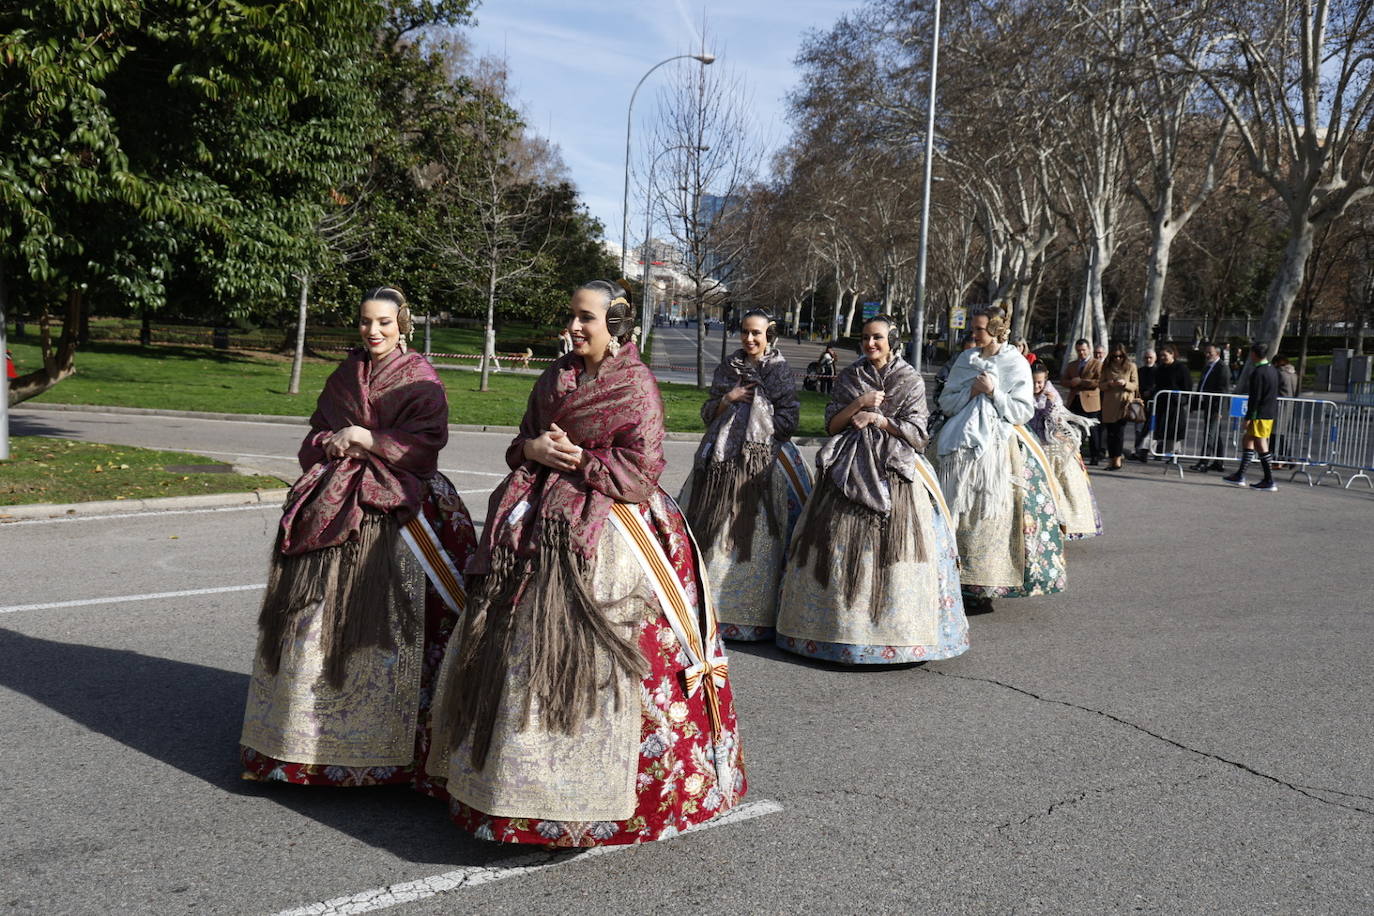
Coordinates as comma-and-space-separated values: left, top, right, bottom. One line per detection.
4, 407, 1374, 914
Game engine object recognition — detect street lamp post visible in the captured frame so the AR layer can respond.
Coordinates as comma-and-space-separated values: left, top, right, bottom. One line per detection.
909, 0, 941, 372
620, 54, 714, 280
640, 143, 708, 352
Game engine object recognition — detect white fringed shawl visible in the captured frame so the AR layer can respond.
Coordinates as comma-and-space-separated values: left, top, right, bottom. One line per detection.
935, 344, 1035, 520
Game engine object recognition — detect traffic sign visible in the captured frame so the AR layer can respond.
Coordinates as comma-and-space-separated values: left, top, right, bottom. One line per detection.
950, 307, 967, 330
862, 301, 880, 320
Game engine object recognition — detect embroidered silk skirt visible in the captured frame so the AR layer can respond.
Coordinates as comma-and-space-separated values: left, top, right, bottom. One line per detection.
1048, 443, 1102, 539
774, 455, 968, 664
423, 490, 746, 847
677, 441, 813, 641
952, 436, 1068, 599
239, 481, 477, 787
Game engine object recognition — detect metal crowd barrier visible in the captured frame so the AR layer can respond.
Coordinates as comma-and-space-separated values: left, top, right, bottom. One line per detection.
1350, 381, 1374, 406
1147, 391, 1339, 484
1321, 403, 1374, 489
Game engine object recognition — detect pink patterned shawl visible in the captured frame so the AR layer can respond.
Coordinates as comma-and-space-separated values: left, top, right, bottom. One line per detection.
446, 342, 665, 768
257, 348, 448, 687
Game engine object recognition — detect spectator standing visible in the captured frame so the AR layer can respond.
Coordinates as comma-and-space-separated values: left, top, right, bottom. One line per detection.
1274, 355, 1299, 397
1097, 341, 1139, 470
1061, 338, 1103, 465
557, 328, 573, 357
1132, 349, 1157, 461
1272, 354, 1300, 466
1189, 342, 1231, 471
817, 347, 837, 394
1224, 343, 1281, 491
1151, 343, 1193, 459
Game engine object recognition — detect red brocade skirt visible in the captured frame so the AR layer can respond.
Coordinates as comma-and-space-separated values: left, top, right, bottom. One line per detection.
419, 495, 748, 847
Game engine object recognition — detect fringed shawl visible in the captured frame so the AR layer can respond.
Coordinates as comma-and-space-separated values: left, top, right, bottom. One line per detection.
257, 349, 448, 687
935, 344, 1034, 520
683, 347, 798, 559
445, 343, 665, 768
791, 354, 929, 613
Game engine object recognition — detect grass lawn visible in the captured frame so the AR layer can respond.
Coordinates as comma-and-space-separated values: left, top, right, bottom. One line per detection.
8, 340, 831, 437
0, 437, 283, 507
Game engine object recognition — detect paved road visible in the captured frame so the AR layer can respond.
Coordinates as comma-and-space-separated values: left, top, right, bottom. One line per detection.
4, 409, 1374, 914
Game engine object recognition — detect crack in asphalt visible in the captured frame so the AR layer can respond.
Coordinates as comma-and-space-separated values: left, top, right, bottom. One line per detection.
995, 775, 1212, 834
921, 668, 1374, 818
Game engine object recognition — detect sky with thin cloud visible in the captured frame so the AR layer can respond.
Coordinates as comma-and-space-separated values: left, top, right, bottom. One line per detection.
467, 0, 860, 246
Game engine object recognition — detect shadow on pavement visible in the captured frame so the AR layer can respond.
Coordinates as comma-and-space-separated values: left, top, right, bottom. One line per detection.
0, 628, 507, 866
8, 414, 80, 438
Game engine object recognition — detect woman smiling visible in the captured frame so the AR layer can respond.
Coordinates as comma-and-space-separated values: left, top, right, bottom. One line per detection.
776, 315, 968, 665
679, 309, 812, 642
424, 280, 745, 847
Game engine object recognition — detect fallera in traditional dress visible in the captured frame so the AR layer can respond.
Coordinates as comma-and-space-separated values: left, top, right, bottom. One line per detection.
423, 342, 745, 847
679, 347, 812, 642
936, 345, 1067, 599
1030, 389, 1103, 539
240, 348, 477, 787
776, 355, 968, 664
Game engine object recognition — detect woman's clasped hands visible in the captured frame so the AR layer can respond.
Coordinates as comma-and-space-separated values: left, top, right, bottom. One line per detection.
525, 423, 584, 471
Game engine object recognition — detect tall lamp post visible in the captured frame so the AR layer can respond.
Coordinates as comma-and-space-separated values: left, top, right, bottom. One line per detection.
621, 54, 715, 280
908, 0, 941, 372
640, 143, 708, 352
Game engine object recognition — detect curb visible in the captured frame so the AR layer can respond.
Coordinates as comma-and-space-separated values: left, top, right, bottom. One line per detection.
17, 402, 311, 425
0, 488, 291, 522
14, 404, 834, 449
14, 402, 727, 443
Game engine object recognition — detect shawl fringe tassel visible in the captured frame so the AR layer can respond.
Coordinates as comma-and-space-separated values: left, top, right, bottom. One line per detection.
256, 512, 409, 690
441, 519, 647, 770
790, 475, 925, 617
683, 442, 778, 561
940, 435, 1015, 522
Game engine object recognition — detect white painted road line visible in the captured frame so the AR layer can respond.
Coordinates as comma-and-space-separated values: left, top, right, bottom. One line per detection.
0, 583, 266, 615
269, 799, 784, 916
0, 503, 283, 526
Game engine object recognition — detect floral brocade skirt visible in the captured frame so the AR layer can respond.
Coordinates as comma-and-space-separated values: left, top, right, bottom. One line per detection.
955, 437, 1067, 599
679, 441, 813, 643
774, 457, 968, 665
239, 483, 477, 787
422, 493, 746, 848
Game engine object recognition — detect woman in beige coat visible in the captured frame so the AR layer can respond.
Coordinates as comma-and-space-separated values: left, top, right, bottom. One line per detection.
1099, 340, 1139, 470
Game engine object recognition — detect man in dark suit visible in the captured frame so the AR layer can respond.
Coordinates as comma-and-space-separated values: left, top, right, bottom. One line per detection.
1190, 341, 1230, 471
1061, 338, 1103, 464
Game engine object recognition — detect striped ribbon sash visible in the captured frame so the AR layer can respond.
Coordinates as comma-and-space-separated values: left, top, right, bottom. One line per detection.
911, 453, 954, 533
399, 512, 466, 613
775, 443, 812, 508
607, 500, 728, 740
1013, 425, 1067, 515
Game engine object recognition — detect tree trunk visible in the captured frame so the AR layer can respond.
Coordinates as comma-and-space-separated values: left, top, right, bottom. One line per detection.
480, 272, 497, 393
1012, 283, 1034, 343
829, 279, 844, 343
1297, 297, 1314, 388
1137, 212, 1177, 360
695, 287, 707, 388
1088, 237, 1109, 347
841, 288, 859, 338
9, 290, 81, 405
1258, 214, 1317, 353
288, 272, 309, 396
0, 256, 9, 459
